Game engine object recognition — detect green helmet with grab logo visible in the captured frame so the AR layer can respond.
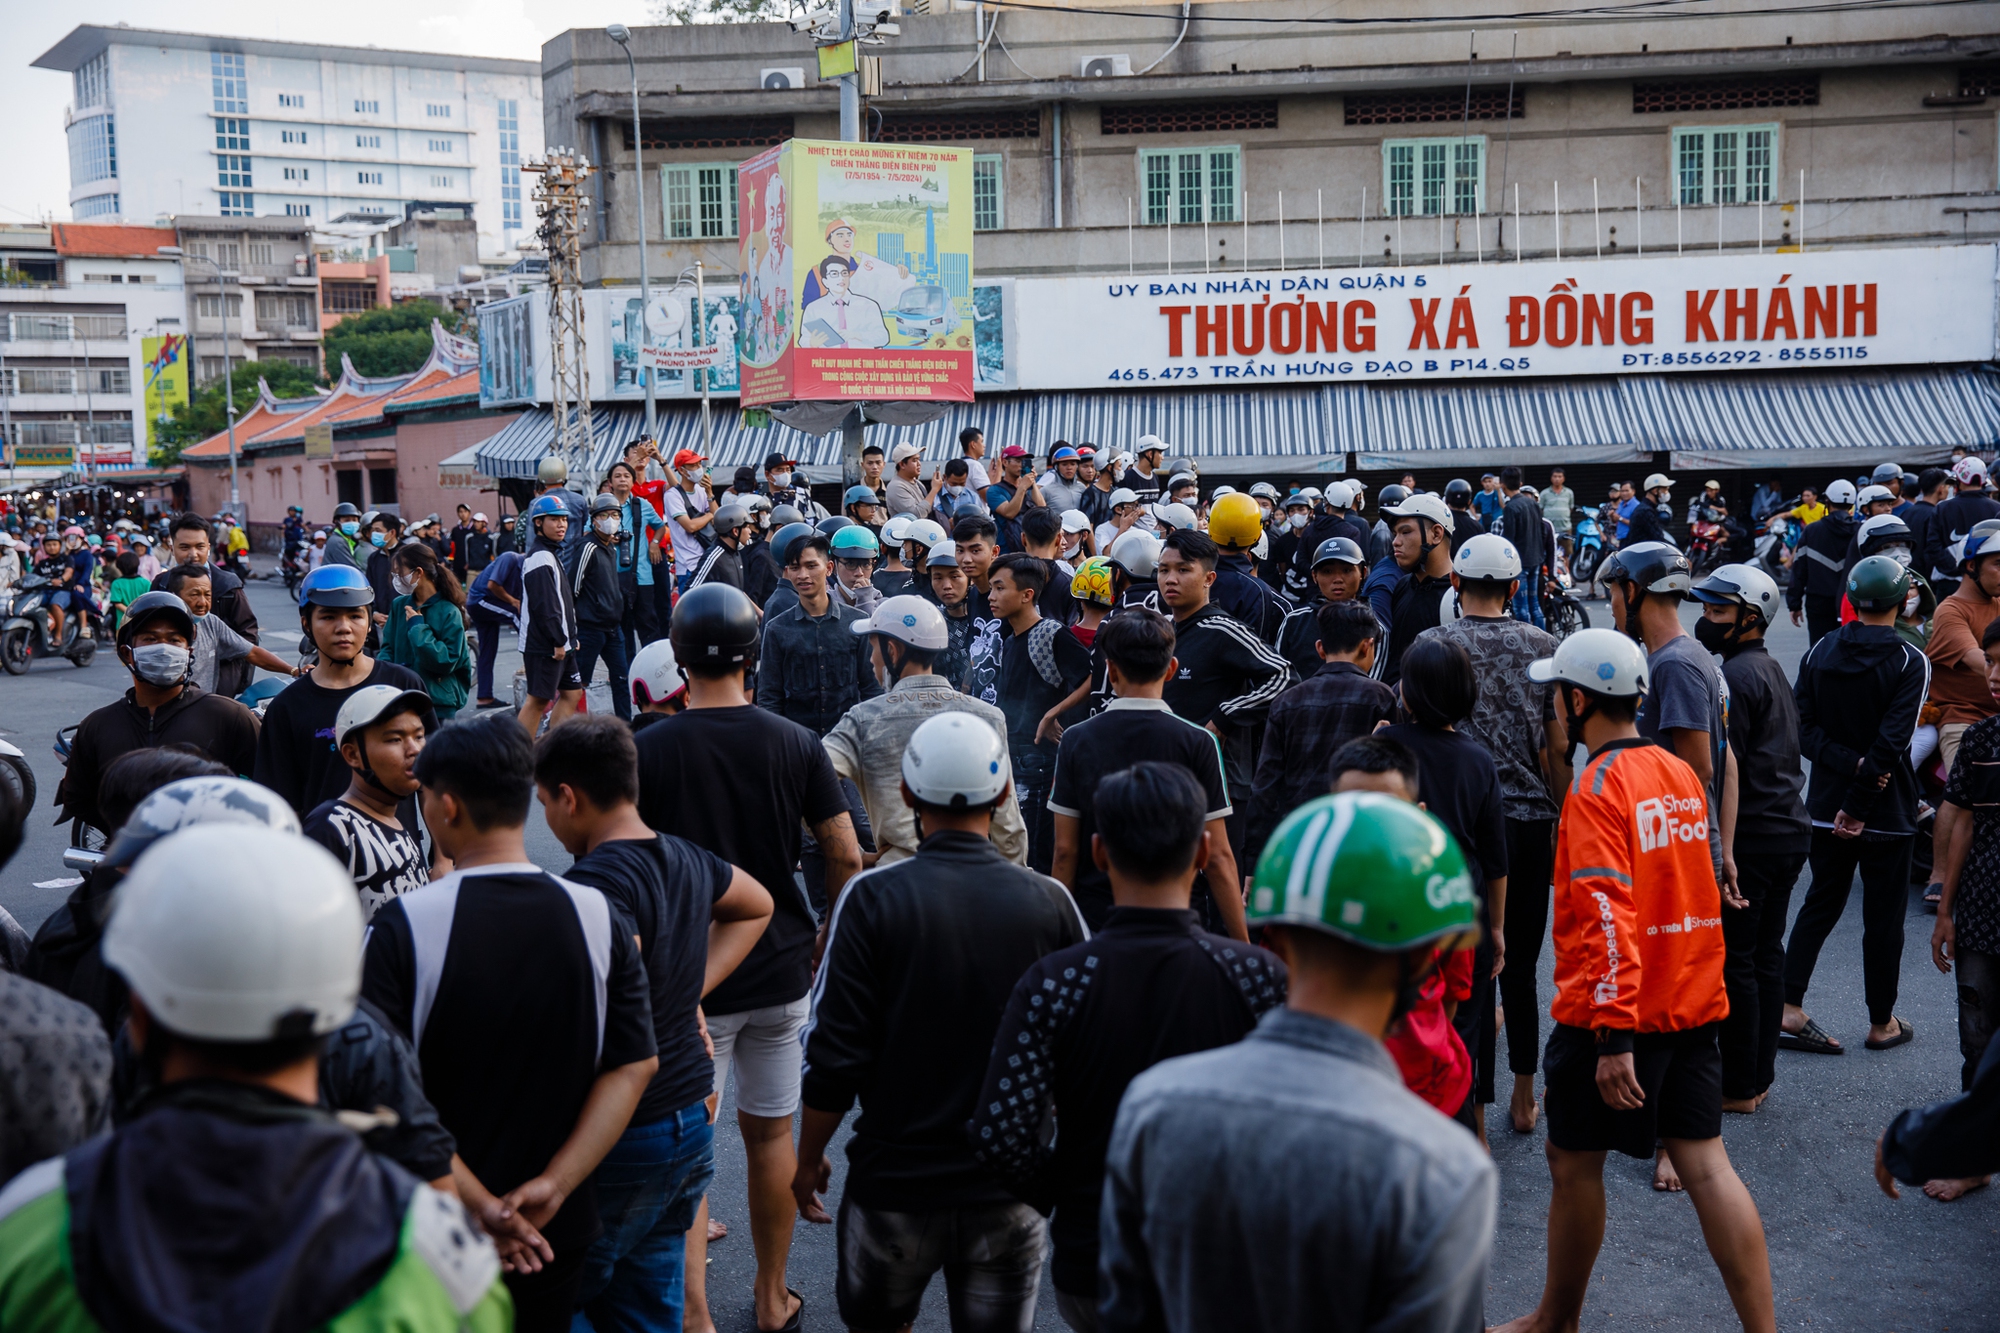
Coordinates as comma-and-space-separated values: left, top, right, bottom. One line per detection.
1247, 792, 1479, 952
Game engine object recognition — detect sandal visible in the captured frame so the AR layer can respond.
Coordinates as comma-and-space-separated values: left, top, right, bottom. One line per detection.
1778, 1017, 1845, 1054
760, 1287, 804, 1333
1865, 1017, 1915, 1051
1924, 884, 1943, 911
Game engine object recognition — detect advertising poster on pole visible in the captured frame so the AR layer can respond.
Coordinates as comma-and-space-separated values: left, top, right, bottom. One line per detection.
142, 334, 190, 458
736, 138, 975, 406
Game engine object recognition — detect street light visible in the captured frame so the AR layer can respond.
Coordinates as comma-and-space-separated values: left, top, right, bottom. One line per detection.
606, 23, 657, 440
157, 245, 240, 518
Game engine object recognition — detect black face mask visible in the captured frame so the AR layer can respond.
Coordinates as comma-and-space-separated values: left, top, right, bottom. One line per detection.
1692, 614, 1744, 656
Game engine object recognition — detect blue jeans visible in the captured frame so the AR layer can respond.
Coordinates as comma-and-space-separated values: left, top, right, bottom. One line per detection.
575, 622, 632, 721
573, 1100, 716, 1332
1511, 570, 1544, 628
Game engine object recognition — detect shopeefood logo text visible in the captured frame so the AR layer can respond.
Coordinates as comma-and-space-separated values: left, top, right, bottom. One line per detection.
1635, 794, 1707, 852
1647, 912, 1722, 937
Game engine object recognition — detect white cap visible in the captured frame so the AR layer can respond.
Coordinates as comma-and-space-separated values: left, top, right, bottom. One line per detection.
1383, 492, 1455, 531
1824, 478, 1858, 505
891, 442, 924, 463
473, 511, 489, 522
850, 594, 949, 650
902, 712, 1010, 808
1529, 627, 1651, 698
103, 825, 363, 1042
631, 638, 686, 707
1106, 487, 1140, 507
881, 514, 914, 545
1059, 508, 1092, 534
1453, 533, 1523, 581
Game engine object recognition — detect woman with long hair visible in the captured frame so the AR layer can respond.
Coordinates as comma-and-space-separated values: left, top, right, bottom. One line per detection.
383, 539, 472, 719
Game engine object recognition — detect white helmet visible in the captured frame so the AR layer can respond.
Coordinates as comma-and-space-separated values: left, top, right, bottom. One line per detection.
1691, 562, 1783, 630
850, 594, 949, 650
104, 776, 301, 871
1253, 530, 1269, 561
1856, 484, 1895, 507
1527, 628, 1652, 698
334, 684, 435, 751
1382, 492, 1455, 532
881, 514, 914, 546
1643, 472, 1673, 493
1153, 502, 1199, 531
1106, 487, 1140, 508
103, 825, 362, 1041
902, 518, 947, 549
1248, 481, 1281, 501
1211, 484, 1237, 499
1324, 480, 1356, 509
1952, 456, 1989, 486
1108, 528, 1162, 578
901, 712, 1009, 809
1824, 478, 1858, 506
1440, 587, 1462, 623
631, 637, 686, 708
1453, 533, 1522, 581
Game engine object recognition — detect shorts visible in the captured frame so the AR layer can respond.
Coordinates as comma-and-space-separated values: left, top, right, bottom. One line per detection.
708, 997, 809, 1118
836, 1194, 1045, 1333
521, 648, 584, 701
1543, 1022, 1724, 1159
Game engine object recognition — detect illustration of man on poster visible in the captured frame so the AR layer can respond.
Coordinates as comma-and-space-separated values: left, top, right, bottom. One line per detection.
800, 256, 890, 349
800, 217, 913, 310
745, 175, 793, 364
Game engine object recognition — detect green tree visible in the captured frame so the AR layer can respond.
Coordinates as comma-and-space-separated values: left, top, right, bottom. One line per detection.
649, 0, 789, 23
322, 300, 464, 379
153, 359, 327, 465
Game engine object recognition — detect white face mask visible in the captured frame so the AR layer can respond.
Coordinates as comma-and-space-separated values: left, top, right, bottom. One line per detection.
130, 642, 190, 687
391, 571, 417, 597
595, 515, 621, 536
771, 471, 793, 488
1288, 513, 1310, 529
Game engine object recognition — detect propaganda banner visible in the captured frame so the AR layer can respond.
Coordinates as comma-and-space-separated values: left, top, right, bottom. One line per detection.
142, 334, 190, 457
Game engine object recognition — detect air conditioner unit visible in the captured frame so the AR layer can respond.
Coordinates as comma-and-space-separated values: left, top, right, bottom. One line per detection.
761, 67, 807, 90
1082, 54, 1132, 78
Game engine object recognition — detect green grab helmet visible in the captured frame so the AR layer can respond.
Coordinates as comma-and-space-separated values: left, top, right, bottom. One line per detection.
1846, 553, 1914, 612
1248, 792, 1479, 952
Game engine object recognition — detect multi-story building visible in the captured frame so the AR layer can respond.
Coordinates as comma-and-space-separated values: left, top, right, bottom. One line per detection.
174, 217, 322, 384
491, 3, 2000, 490
33, 25, 543, 264
0, 223, 187, 477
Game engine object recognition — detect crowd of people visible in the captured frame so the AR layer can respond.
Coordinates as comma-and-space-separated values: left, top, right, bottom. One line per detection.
1, 430, 1998, 1333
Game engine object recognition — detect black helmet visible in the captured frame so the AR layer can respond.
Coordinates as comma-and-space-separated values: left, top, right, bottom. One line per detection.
117, 591, 197, 647
670, 583, 760, 668
769, 521, 822, 568
1377, 484, 1410, 508
1312, 537, 1367, 568
332, 502, 361, 521
1871, 462, 1903, 484
1600, 541, 1692, 595
1444, 478, 1473, 501
816, 515, 854, 537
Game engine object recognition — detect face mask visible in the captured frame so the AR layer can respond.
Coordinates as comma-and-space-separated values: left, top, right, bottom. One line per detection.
340, 521, 360, 537
130, 642, 190, 687
1881, 544, 1913, 567
391, 572, 417, 597
369, 532, 386, 548
1692, 615, 1741, 656
771, 471, 793, 488
595, 515, 620, 535
1288, 513, 1309, 529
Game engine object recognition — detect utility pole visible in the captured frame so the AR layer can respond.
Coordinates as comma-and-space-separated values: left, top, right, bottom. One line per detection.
607, 24, 657, 440
158, 247, 239, 518
527, 149, 598, 493
838, 0, 864, 485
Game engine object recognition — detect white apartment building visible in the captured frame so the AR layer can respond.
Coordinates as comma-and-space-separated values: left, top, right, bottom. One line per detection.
33, 26, 544, 264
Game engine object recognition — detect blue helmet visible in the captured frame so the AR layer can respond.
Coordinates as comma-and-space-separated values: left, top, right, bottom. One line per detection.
830, 525, 880, 557
298, 563, 373, 609
844, 484, 880, 509
525, 494, 569, 522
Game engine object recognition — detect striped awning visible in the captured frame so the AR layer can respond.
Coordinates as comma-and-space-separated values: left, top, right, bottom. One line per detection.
1621, 367, 2000, 470
1358, 378, 1642, 470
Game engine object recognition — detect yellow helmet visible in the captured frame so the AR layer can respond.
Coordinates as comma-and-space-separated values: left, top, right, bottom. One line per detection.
1208, 491, 1264, 550
1070, 555, 1116, 607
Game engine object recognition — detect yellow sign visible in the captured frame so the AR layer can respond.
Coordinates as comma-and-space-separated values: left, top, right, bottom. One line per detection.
303, 423, 334, 458
817, 40, 857, 81
141, 334, 190, 458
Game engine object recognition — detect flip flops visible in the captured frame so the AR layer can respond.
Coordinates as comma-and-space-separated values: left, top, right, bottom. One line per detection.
1866, 1017, 1916, 1051
1778, 1017, 1845, 1055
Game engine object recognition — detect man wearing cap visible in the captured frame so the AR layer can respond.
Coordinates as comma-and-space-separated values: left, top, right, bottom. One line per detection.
664, 448, 715, 594
760, 450, 820, 521
1924, 456, 2000, 599
1627, 472, 1674, 548
986, 445, 1047, 553
461, 512, 494, 578
1380, 492, 1459, 686
885, 442, 930, 520
1039, 445, 1089, 512
1474, 472, 1504, 527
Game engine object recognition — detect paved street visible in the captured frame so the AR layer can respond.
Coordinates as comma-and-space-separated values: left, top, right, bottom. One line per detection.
1, 570, 1994, 1331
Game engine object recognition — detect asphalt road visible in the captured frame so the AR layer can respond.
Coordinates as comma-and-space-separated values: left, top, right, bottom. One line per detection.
1, 570, 1993, 1331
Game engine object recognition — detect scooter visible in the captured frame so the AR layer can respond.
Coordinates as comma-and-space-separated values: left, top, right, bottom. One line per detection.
1687, 507, 1729, 575
1569, 511, 1605, 588
1, 575, 101, 675
280, 540, 310, 597
1539, 562, 1592, 641
0, 737, 34, 816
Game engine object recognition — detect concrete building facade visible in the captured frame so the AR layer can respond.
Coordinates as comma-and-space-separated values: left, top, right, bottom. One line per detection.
33, 26, 544, 264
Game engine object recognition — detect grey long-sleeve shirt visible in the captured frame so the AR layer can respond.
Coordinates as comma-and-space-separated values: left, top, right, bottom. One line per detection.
1100, 1008, 1496, 1333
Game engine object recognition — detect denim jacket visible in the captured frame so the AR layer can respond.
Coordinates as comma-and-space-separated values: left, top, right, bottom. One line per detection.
756, 598, 883, 737
1100, 1008, 1496, 1333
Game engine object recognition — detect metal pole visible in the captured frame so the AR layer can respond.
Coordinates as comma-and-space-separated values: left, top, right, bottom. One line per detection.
1128, 197, 1134, 275
1514, 184, 1520, 262
1316, 187, 1323, 269
1241, 191, 1248, 272
0, 329, 11, 489
1593, 178, 1601, 258
220, 272, 239, 516
1799, 168, 1806, 253
696, 262, 712, 456
1553, 180, 1561, 262
840, 0, 860, 143
1636, 176, 1642, 255
619, 37, 658, 439
1278, 190, 1285, 271
1359, 188, 1366, 268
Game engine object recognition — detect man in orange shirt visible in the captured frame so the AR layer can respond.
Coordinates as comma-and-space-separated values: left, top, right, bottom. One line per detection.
1927, 521, 2000, 776
1496, 628, 1775, 1333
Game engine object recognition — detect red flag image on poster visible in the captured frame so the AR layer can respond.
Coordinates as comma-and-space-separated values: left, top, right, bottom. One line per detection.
736, 138, 975, 406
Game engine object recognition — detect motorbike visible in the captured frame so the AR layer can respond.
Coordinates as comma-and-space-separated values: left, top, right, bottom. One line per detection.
0, 737, 35, 816
52, 724, 107, 857
1752, 500, 1807, 578
1687, 507, 1729, 576
1540, 561, 1592, 642
280, 539, 310, 597
1569, 511, 1605, 588
1, 574, 102, 675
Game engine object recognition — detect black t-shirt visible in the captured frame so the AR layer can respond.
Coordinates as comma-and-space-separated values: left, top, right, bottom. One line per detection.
1376, 723, 1510, 887
361, 865, 656, 1249
302, 798, 429, 922
1047, 698, 1232, 926
995, 618, 1093, 759
565, 835, 732, 1125
253, 659, 427, 816
634, 705, 847, 1015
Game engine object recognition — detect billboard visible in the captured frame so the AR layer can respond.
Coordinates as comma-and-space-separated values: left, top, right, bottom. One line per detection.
737, 138, 976, 407
609, 288, 742, 399
1007, 245, 1999, 389
142, 334, 190, 457
478, 295, 537, 408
